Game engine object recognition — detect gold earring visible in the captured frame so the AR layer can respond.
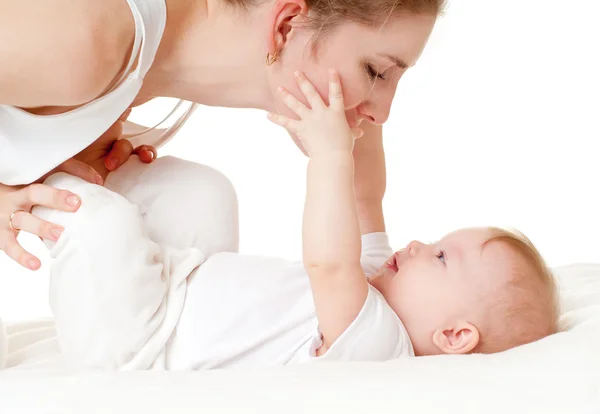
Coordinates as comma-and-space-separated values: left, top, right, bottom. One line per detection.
266, 51, 278, 66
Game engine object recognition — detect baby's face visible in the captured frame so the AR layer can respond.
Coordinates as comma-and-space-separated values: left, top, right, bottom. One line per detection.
369, 227, 513, 355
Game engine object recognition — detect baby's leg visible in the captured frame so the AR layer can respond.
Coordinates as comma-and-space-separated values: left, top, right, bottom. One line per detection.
33, 173, 204, 371
104, 156, 239, 258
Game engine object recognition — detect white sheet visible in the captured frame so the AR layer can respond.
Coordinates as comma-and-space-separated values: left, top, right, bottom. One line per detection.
1, 263, 599, 414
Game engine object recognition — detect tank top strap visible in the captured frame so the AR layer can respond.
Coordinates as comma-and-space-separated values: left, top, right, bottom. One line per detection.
127, 0, 167, 79
107, 1, 144, 92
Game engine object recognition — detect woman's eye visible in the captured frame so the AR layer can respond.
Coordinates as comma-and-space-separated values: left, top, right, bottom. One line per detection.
436, 251, 446, 264
365, 64, 385, 81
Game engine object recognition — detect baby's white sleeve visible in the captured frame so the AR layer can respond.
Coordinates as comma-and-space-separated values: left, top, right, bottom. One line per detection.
308, 285, 414, 362
360, 232, 394, 276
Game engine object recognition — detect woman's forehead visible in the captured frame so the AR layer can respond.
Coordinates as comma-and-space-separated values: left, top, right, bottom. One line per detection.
328, 14, 436, 61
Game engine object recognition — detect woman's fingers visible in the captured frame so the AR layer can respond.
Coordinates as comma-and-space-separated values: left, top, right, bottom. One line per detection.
56, 158, 103, 185
328, 70, 345, 111
1, 179, 80, 271
9, 210, 63, 241
294, 71, 325, 110
277, 86, 310, 118
133, 145, 157, 164
1, 234, 41, 270
105, 139, 134, 171
17, 184, 81, 212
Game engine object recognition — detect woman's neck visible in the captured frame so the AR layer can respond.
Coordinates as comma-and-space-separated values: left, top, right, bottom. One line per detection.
144, 0, 273, 110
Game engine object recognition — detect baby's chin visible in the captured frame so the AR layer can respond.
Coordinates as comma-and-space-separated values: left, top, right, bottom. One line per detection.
368, 268, 398, 297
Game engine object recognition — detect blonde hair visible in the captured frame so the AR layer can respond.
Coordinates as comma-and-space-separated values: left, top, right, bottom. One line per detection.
472, 227, 560, 354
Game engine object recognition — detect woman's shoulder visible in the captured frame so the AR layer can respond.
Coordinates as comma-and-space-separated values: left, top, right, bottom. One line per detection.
0, 0, 136, 108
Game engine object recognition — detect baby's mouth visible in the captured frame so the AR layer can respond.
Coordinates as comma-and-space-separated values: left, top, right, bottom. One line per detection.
384, 254, 398, 273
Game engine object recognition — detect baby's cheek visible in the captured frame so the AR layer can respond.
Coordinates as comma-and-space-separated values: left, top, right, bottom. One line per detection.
387, 281, 413, 314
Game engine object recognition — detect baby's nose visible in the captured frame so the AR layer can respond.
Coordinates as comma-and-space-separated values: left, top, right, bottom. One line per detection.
407, 240, 424, 257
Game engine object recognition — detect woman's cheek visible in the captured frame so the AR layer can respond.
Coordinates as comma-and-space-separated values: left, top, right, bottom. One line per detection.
341, 72, 371, 107
313, 78, 331, 102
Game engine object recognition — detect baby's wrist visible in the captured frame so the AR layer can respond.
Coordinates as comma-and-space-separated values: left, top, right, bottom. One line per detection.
310, 149, 354, 165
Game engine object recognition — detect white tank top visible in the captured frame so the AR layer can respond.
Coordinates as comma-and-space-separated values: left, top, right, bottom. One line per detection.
0, 0, 197, 186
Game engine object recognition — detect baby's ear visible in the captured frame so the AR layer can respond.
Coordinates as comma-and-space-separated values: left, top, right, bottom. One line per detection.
432, 322, 480, 354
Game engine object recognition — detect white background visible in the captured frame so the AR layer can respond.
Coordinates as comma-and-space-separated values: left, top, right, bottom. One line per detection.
1, 0, 599, 322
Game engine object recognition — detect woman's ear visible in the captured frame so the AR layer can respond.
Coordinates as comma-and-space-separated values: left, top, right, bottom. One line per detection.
267, 0, 308, 53
432, 322, 480, 354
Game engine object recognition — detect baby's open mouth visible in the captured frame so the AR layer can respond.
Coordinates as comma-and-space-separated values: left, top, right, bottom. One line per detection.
384, 254, 398, 272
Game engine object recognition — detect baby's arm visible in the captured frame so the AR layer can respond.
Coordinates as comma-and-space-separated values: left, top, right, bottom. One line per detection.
268, 71, 370, 354
303, 142, 367, 353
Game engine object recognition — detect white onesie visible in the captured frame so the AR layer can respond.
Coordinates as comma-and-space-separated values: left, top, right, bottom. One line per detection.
33, 160, 413, 371
167, 232, 414, 370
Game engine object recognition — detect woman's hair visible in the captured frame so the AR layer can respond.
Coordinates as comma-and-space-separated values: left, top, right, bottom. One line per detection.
222, 0, 446, 37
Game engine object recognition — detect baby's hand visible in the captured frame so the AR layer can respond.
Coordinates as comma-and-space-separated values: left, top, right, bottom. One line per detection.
268, 70, 363, 159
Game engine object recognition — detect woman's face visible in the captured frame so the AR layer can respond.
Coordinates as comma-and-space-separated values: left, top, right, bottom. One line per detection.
268, 12, 437, 145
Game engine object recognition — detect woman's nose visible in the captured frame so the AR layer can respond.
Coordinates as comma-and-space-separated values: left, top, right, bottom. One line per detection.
357, 100, 391, 126
360, 82, 397, 125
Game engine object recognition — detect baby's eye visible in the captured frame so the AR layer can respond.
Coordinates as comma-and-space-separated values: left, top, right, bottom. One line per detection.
436, 251, 446, 264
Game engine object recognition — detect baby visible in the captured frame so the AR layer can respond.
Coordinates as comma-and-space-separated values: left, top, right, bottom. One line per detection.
34, 72, 559, 370
267, 70, 559, 358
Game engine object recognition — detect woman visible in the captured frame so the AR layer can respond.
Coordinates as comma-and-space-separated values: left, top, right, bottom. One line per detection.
0, 0, 442, 270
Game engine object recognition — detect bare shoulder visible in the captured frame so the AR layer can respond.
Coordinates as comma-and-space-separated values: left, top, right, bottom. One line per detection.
0, 0, 135, 107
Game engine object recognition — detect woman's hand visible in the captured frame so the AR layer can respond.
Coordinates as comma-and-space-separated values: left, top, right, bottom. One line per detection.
0, 117, 156, 270
107, 109, 157, 170
75, 118, 157, 182
0, 163, 85, 270
0, 154, 116, 270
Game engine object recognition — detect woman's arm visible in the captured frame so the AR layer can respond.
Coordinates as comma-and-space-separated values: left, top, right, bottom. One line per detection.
289, 122, 387, 234
353, 122, 386, 235
0, 0, 134, 107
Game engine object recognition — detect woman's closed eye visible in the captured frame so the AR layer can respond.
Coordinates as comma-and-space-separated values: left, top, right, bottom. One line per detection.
365, 64, 385, 81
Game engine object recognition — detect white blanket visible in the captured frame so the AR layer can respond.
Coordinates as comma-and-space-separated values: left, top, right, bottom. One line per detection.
1, 263, 599, 414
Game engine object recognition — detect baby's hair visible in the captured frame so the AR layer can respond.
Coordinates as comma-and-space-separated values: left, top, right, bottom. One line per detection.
474, 227, 560, 354
221, 0, 446, 42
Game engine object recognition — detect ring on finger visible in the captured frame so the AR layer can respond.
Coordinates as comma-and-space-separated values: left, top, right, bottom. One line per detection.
8, 208, 27, 231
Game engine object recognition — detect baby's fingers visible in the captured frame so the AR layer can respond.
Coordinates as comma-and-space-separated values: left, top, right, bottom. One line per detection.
351, 127, 364, 140
328, 70, 345, 111
294, 72, 325, 110
267, 112, 298, 133
277, 87, 310, 119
